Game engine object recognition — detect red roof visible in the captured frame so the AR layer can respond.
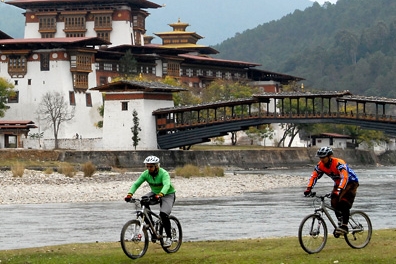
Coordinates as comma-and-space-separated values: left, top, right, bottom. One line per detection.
313, 133, 352, 139
7, 0, 161, 9
0, 37, 110, 45
0, 120, 37, 129
178, 54, 260, 67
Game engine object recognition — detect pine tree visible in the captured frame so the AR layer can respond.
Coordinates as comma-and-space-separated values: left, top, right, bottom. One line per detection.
131, 109, 141, 150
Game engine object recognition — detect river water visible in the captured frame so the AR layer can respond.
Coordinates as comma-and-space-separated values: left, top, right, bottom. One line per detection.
1, 166, 395, 251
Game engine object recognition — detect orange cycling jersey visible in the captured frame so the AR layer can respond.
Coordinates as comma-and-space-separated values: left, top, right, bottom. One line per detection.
307, 157, 359, 190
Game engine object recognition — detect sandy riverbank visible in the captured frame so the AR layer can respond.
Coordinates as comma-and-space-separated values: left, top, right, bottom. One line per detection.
0, 170, 308, 205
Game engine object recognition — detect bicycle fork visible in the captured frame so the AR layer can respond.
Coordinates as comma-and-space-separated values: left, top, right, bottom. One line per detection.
309, 214, 323, 237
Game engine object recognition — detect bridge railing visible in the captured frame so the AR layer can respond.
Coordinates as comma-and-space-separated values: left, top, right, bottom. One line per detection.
156, 110, 396, 131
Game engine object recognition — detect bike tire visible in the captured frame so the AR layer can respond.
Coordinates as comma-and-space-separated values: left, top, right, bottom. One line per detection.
298, 214, 328, 254
159, 215, 183, 253
120, 219, 149, 259
344, 210, 372, 249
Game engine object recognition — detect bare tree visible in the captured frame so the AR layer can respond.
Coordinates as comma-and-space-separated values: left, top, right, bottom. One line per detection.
37, 91, 75, 149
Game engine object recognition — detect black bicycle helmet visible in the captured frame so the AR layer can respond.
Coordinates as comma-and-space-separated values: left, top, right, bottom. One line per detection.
316, 146, 333, 158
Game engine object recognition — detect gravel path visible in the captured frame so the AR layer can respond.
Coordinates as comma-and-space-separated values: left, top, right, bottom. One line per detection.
0, 170, 308, 204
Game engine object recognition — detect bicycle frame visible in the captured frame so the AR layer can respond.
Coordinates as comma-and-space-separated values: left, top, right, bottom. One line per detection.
133, 199, 163, 242
313, 195, 339, 229
121, 196, 183, 259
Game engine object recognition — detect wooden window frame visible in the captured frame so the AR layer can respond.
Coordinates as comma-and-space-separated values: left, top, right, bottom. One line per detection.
69, 91, 76, 105
85, 93, 92, 107
8, 91, 19, 103
40, 53, 50, 71
121, 102, 128, 111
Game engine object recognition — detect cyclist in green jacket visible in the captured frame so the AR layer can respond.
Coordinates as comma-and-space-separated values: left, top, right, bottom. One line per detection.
124, 155, 176, 247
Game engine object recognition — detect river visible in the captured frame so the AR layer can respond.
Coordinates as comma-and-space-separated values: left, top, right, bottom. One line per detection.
0, 166, 395, 250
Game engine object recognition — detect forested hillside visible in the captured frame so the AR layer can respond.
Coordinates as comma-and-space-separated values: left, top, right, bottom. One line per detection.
214, 0, 396, 98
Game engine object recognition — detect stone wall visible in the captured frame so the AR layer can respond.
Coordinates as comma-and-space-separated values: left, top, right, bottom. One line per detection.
1, 148, 383, 170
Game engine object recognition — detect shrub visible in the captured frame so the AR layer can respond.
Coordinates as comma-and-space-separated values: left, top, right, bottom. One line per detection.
58, 163, 76, 177
11, 163, 25, 177
43, 167, 54, 174
203, 166, 224, 177
82, 161, 96, 177
174, 164, 200, 178
175, 164, 224, 178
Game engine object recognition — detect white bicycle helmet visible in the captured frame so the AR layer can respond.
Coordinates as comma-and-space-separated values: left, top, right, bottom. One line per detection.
143, 155, 160, 164
316, 146, 333, 158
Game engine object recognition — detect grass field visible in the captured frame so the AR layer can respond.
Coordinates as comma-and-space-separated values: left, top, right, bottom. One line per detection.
1, 229, 395, 264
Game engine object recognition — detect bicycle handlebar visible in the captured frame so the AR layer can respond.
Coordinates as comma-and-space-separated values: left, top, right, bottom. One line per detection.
127, 196, 159, 205
306, 192, 332, 199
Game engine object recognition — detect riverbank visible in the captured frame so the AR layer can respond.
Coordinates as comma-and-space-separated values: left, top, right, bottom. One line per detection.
0, 169, 307, 205
0, 147, 386, 170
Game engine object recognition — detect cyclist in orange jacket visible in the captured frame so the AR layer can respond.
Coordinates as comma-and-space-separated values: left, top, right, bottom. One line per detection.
304, 146, 359, 235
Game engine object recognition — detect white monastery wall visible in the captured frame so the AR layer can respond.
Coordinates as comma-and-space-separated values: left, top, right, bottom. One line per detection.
102, 94, 174, 150
110, 20, 134, 46
24, 23, 40, 38
1, 52, 102, 141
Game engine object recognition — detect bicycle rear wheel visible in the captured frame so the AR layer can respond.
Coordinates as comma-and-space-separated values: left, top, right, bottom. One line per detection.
160, 215, 183, 253
298, 214, 328, 254
120, 220, 149, 259
345, 210, 372, 249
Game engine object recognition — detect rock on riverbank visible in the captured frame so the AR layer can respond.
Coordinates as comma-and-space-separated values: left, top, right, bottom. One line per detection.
0, 170, 308, 205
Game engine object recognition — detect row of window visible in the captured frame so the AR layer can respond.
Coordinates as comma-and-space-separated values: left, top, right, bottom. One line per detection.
39, 15, 112, 30
38, 15, 113, 41
7, 91, 93, 107
69, 91, 92, 107
95, 62, 156, 75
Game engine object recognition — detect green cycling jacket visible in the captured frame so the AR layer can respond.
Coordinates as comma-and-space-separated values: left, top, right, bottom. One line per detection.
128, 167, 176, 195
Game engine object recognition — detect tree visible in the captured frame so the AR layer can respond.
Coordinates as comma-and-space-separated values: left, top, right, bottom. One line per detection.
37, 91, 75, 149
119, 49, 138, 79
131, 109, 141, 150
0, 77, 15, 117
245, 125, 274, 146
95, 103, 104, 128
200, 80, 259, 145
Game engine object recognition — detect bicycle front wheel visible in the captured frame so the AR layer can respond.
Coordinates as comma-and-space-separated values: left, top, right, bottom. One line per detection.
120, 220, 149, 259
345, 210, 372, 249
160, 215, 183, 253
298, 214, 328, 254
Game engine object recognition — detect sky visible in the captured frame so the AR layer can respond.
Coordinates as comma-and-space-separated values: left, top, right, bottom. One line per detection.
146, 0, 339, 46
311, 0, 338, 4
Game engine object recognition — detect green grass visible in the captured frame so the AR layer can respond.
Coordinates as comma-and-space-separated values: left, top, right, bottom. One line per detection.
1, 229, 395, 264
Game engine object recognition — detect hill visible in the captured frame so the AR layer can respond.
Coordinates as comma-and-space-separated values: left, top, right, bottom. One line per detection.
214, 0, 396, 97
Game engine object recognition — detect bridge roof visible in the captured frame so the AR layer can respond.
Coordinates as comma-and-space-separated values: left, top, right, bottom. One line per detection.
253, 90, 352, 99
153, 98, 264, 114
337, 95, 396, 105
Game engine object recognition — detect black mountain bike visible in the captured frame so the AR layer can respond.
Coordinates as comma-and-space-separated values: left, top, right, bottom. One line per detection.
120, 196, 182, 259
298, 192, 372, 254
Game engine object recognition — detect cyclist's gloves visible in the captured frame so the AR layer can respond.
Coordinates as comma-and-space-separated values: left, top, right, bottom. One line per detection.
125, 193, 132, 202
154, 192, 164, 200
304, 187, 312, 196
332, 188, 342, 197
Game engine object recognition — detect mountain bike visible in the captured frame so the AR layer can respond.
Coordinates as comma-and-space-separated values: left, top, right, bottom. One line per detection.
298, 192, 372, 254
120, 196, 182, 259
